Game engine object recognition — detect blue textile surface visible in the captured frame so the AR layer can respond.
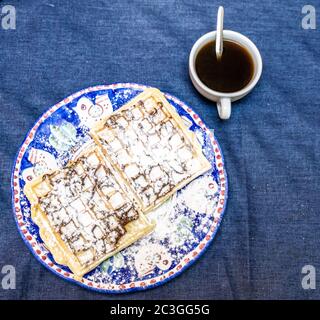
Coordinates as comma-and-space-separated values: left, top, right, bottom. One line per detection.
0, 0, 319, 299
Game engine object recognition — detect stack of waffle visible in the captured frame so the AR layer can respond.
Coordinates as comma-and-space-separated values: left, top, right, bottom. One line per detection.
24, 88, 211, 277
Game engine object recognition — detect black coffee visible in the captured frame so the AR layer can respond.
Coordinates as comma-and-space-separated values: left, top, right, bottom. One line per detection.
195, 40, 254, 93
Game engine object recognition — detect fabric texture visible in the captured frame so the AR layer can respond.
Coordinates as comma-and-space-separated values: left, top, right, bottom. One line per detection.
0, 0, 319, 299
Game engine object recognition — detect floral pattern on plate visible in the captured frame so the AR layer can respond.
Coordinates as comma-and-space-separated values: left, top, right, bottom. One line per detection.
11, 83, 228, 293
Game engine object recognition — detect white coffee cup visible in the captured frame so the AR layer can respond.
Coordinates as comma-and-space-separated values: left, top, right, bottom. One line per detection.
189, 30, 263, 120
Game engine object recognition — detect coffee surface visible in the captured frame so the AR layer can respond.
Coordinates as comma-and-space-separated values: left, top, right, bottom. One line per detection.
195, 40, 254, 93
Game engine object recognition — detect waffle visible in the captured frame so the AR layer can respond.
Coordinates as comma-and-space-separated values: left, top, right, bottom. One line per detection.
91, 88, 212, 213
24, 146, 155, 277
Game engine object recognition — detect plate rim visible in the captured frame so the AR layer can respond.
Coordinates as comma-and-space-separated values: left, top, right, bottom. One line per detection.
11, 83, 228, 294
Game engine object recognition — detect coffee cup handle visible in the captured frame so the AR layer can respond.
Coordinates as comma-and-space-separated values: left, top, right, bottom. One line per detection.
217, 97, 231, 120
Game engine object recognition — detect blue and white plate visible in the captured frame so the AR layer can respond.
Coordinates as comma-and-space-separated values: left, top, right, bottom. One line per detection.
11, 83, 228, 293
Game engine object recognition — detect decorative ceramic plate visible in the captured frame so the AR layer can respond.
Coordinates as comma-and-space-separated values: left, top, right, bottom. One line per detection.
11, 83, 228, 293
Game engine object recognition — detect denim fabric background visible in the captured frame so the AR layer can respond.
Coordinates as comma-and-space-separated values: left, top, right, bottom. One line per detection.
0, 0, 319, 299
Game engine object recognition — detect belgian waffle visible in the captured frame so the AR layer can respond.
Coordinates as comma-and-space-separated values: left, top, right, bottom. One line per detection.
24, 87, 211, 277
24, 147, 155, 277
91, 88, 212, 213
